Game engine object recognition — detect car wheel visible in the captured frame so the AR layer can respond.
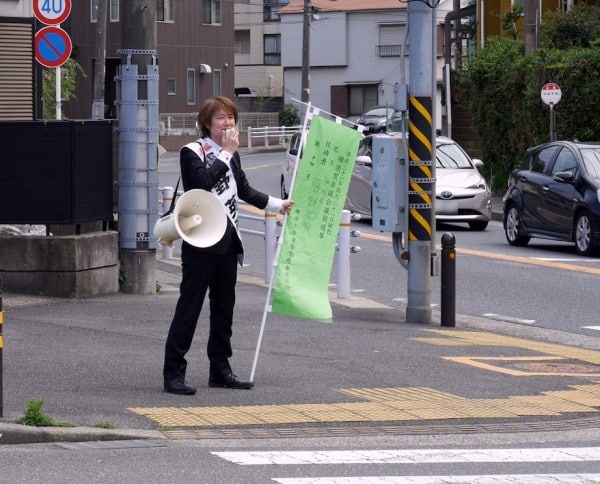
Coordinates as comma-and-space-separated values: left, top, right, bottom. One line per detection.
504, 204, 530, 246
280, 175, 288, 200
469, 220, 488, 231
574, 210, 594, 256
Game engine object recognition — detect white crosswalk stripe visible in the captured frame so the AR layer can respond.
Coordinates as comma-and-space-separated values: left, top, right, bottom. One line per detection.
212, 447, 600, 483
272, 475, 600, 483
213, 447, 600, 465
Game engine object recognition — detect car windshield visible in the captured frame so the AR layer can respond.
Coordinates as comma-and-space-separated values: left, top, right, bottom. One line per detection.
580, 147, 600, 179
364, 107, 394, 117
436, 142, 473, 169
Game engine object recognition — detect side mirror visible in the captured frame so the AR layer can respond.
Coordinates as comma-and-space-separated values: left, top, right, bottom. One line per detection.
472, 158, 484, 169
355, 155, 372, 166
553, 171, 575, 183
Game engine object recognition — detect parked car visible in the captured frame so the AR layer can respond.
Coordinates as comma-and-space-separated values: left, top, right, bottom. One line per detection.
346, 134, 492, 230
503, 140, 600, 256
356, 105, 398, 134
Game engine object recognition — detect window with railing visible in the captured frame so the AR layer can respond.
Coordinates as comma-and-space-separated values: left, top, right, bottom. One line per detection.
378, 23, 405, 57
264, 0, 289, 22
264, 34, 281, 65
235, 30, 251, 55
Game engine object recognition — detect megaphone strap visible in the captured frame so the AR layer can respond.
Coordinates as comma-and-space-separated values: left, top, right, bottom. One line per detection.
162, 176, 181, 218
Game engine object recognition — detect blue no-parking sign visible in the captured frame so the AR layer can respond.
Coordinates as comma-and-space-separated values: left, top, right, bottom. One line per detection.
34, 25, 72, 68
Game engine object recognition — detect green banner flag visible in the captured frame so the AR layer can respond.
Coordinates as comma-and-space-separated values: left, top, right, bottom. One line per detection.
271, 115, 362, 321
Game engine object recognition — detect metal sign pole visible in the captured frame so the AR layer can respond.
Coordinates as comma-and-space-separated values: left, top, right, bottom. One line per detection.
550, 104, 555, 142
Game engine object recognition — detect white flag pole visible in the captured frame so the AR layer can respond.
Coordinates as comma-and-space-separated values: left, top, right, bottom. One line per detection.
249, 102, 313, 382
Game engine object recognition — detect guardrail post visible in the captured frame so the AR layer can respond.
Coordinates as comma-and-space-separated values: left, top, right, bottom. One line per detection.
336, 210, 352, 299
0, 276, 3, 417
247, 127, 253, 149
160, 186, 174, 259
441, 232, 456, 327
264, 212, 278, 284
265, 127, 269, 149
279, 125, 285, 146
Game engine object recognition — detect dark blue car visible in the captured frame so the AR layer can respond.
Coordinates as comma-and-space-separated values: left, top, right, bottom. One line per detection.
503, 140, 600, 256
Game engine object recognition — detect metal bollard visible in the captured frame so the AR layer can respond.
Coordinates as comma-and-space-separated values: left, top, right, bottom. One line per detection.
161, 186, 175, 259
441, 232, 456, 327
337, 210, 352, 299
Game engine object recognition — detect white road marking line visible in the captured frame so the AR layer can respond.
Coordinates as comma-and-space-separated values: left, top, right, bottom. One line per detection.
272, 474, 600, 483
482, 313, 536, 325
582, 326, 600, 331
212, 447, 600, 465
534, 257, 600, 263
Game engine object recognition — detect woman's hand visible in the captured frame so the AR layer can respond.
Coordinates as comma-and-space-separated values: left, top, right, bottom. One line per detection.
280, 199, 294, 215
221, 128, 239, 154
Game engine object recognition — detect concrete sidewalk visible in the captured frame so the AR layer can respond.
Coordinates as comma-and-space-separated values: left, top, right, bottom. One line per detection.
2, 248, 600, 445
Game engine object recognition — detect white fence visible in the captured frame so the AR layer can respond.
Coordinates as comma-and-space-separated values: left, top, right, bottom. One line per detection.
246, 125, 301, 149
157, 187, 361, 298
159, 112, 283, 136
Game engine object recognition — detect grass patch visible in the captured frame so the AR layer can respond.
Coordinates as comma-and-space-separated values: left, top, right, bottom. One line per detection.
94, 422, 116, 429
17, 399, 75, 427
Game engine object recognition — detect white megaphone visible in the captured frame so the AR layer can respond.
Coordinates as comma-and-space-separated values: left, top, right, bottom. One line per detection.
154, 189, 228, 248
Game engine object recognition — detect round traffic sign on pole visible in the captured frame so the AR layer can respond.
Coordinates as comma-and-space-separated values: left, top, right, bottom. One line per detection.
541, 82, 562, 106
34, 26, 72, 68
33, 0, 72, 25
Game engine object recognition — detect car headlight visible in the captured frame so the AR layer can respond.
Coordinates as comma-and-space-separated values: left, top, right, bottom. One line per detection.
466, 182, 486, 190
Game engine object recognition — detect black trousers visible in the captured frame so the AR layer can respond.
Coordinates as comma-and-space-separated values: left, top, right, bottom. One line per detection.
163, 241, 238, 382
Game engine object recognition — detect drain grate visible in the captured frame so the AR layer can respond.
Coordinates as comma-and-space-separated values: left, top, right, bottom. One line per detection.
55, 439, 168, 450
163, 416, 600, 440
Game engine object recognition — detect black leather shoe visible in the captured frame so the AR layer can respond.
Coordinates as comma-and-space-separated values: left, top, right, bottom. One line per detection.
209, 372, 254, 390
164, 378, 196, 395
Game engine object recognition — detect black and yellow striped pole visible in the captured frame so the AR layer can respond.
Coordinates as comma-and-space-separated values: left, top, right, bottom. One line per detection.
406, 0, 436, 324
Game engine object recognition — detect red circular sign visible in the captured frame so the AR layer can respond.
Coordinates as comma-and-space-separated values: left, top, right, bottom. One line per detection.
34, 26, 72, 68
33, 0, 72, 25
541, 82, 562, 106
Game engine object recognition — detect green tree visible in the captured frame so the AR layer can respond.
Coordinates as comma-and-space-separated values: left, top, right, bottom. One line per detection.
460, 5, 600, 193
540, 3, 600, 49
42, 59, 86, 119
278, 103, 299, 126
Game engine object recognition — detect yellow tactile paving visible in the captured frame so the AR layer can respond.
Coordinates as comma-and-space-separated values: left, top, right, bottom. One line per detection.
128, 330, 600, 428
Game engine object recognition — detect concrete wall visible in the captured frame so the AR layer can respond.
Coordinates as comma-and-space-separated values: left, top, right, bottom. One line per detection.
0, 232, 119, 298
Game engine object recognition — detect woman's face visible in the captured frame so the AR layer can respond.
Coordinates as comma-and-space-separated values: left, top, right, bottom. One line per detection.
207, 108, 236, 144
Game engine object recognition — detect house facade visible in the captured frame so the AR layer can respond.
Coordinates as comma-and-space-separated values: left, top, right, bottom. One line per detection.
278, 0, 452, 125
234, 0, 288, 110
64, 0, 235, 120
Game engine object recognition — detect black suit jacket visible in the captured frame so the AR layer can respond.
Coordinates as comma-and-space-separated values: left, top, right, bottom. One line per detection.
179, 144, 269, 256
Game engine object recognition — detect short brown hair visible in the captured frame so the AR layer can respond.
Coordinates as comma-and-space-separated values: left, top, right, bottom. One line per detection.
197, 96, 239, 138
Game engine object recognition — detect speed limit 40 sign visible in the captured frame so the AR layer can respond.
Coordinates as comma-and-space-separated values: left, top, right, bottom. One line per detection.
33, 0, 72, 26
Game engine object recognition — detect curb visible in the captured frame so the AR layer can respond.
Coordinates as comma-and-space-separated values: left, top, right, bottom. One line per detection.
0, 421, 166, 445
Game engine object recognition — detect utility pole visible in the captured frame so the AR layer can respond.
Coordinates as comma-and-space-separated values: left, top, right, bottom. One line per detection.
92, 0, 108, 119
117, 0, 159, 294
301, 0, 310, 102
406, 0, 436, 324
